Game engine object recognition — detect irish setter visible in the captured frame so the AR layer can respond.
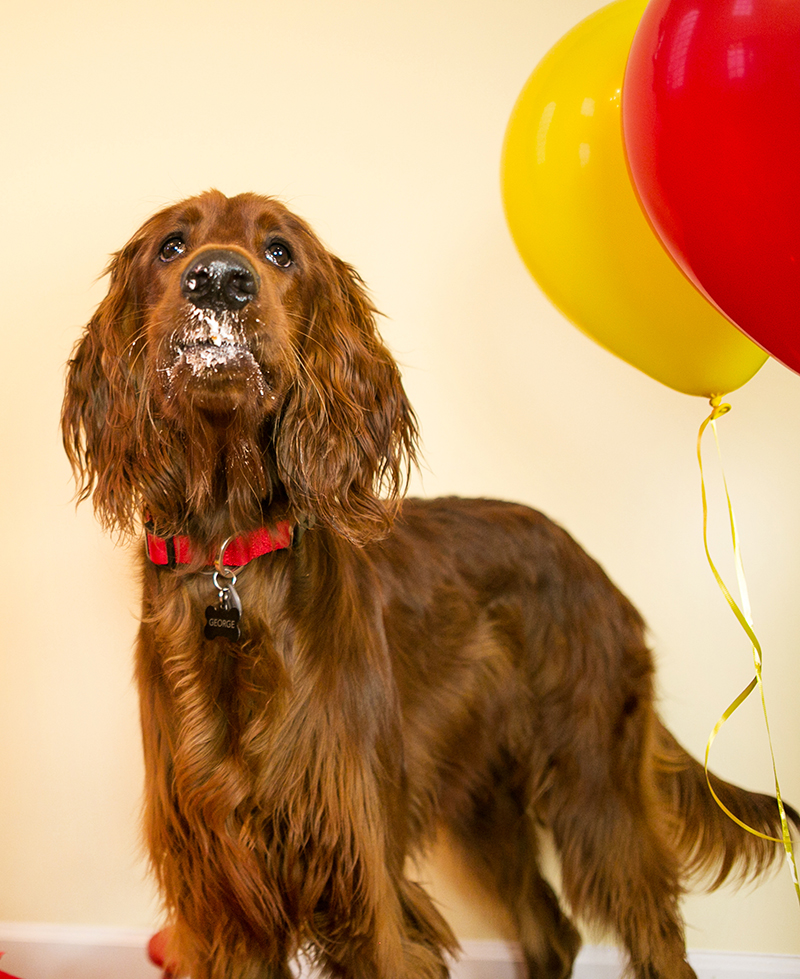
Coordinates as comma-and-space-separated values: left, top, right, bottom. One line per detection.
62, 191, 795, 979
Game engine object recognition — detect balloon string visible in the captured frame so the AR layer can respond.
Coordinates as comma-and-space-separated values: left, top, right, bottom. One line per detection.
697, 398, 799, 904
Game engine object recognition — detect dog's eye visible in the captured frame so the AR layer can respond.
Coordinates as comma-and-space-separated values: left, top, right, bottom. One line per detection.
159, 235, 186, 263
265, 239, 293, 269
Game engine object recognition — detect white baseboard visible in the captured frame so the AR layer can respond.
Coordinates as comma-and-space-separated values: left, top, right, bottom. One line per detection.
452, 941, 800, 978
0, 924, 797, 979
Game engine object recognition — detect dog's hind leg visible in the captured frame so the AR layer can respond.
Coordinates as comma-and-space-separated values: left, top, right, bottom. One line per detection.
544, 733, 697, 979
448, 780, 582, 979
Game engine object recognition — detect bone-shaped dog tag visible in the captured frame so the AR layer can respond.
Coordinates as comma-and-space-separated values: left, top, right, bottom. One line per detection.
204, 580, 243, 641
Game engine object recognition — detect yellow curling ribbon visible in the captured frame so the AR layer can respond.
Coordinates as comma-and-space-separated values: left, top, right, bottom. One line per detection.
697, 398, 800, 904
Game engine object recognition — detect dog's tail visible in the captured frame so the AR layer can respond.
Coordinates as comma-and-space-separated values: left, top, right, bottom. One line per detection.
654, 719, 799, 890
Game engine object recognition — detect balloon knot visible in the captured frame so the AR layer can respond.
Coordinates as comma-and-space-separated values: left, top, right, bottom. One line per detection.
708, 396, 732, 420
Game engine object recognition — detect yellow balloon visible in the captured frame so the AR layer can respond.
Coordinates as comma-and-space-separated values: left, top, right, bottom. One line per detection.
501, 0, 767, 398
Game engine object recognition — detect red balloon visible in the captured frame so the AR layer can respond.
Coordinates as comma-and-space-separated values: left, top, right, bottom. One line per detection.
623, 0, 800, 374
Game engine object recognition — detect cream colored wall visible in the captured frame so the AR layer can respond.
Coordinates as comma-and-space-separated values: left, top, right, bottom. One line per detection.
1, 0, 798, 957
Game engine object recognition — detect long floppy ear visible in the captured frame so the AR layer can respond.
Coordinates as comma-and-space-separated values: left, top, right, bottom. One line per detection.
61, 229, 154, 535
276, 255, 419, 545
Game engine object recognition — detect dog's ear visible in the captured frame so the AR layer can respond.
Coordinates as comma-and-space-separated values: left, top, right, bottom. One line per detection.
276, 254, 419, 545
61, 231, 152, 535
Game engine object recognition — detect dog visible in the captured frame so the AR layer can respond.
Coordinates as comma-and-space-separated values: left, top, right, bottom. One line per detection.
62, 190, 796, 979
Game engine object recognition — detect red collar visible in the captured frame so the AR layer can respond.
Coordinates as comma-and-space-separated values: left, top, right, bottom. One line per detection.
145, 521, 293, 569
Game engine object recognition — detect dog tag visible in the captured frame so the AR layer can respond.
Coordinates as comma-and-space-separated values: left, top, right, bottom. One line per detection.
204, 602, 240, 641
204, 580, 243, 641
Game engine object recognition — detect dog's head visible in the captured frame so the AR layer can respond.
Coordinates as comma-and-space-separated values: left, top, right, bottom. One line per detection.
62, 190, 418, 546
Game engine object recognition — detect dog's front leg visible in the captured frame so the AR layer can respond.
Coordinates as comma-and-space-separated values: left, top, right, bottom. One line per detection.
279, 538, 455, 979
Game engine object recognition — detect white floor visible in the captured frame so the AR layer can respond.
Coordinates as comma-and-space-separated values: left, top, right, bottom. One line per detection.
1, 925, 798, 979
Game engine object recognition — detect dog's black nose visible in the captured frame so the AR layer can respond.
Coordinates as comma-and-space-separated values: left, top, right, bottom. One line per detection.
181, 249, 259, 311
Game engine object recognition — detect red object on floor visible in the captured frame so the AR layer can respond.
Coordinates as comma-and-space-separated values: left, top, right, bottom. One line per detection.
148, 929, 175, 976
0, 952, 25, 979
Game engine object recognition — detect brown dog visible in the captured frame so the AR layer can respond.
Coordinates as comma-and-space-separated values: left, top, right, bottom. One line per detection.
62, 191, 795, 979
